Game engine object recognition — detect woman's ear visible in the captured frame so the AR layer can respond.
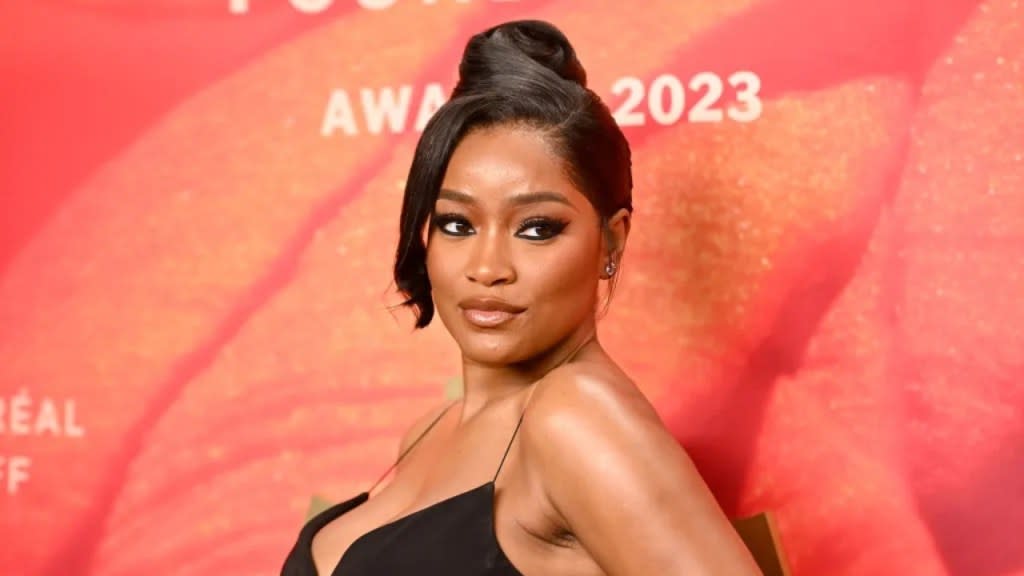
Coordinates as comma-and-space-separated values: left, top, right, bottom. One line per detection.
600, 208, 632, 278
605, 207, 631, 259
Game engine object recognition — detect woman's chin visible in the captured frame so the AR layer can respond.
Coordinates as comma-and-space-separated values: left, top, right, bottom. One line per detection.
457, 335, 527, 367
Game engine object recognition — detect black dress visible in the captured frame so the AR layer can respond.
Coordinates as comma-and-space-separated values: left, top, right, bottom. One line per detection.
281, 403, 527, 576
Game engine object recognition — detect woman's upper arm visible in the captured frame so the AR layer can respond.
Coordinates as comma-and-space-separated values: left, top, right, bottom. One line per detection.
522, 370, 762, 576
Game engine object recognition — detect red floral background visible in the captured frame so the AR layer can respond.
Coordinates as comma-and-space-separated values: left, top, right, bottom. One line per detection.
1, 1, 1021, 575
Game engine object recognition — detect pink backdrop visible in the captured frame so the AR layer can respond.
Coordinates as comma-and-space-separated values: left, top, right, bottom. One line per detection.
1, 1, 1022, 575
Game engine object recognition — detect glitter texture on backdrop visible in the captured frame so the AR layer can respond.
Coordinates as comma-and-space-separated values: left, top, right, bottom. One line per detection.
0, 1, 1021, 575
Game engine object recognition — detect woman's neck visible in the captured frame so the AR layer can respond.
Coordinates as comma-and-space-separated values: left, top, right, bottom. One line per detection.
457, 326, 600, 420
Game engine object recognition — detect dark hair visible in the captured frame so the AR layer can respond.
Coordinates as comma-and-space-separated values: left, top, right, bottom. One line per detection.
394, 20, 633, 328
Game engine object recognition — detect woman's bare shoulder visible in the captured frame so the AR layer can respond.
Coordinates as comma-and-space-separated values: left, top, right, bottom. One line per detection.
518, 360, 674, 484
518, 363, 761, 574
396, 400, 459, 461
525, 361, 661, 436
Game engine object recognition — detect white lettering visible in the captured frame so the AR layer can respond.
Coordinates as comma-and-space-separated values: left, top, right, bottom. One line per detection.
34, 398, 60, 436
727, 71, 762, 123
0, 391, 86, 437
233, 0, 514, 16
0, 390, 85, 496
610, 72, 762, 127
10, 388, 31, 435
1, 456, 31, 495
357, 0, 396, 8
649, 73, 686, 125
65, 400, 85, 438
322, 89, 359, 136
361, 86, 413, 135
688, 72, 724, 123
321, 72, 760, 138
611, 76, 646, 127
291, 0, 334, 13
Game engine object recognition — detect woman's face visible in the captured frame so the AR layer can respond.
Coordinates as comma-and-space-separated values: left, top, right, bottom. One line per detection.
426, 125, 605, 367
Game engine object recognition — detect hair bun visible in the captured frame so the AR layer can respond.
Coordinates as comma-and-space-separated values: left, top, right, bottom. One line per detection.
456, 20, 587, 95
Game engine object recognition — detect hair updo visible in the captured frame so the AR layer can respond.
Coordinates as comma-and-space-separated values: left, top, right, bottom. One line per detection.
394, 20, 633, 328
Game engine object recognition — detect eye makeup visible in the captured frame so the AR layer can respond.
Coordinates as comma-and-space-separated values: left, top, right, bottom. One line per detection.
432, 212, 473, 236
431, 212, 570, 241
516, 216, 569, 240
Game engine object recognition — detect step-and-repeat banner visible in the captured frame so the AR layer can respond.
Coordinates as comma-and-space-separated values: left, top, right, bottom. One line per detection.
1, 1, 1022, 575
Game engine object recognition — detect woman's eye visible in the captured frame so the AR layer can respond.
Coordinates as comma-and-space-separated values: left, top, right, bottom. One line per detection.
518, 218, 568, 240
435, 214, 473, 236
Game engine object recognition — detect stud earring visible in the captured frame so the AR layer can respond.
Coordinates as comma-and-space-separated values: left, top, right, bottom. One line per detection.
604, 260, 617, 278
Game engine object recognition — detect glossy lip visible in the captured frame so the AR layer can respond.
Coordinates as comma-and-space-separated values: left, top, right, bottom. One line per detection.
458, 297, 526, 329
458, 297, 526, 313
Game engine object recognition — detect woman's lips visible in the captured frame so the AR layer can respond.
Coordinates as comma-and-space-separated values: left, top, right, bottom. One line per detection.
457, 297, 525, 328
462, 308, 521, 328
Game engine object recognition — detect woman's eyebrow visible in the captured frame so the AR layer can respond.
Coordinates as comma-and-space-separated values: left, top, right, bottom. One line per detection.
438, 188, 577, 211
438, 188, 476, 206
507, 191, 576, 210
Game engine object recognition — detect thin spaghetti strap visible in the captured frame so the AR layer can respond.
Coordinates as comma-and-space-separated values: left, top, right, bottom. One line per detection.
493, 383, 542, 483
367, 401, 457, 494
493, 338, 591, 483
492, 411, 525, 482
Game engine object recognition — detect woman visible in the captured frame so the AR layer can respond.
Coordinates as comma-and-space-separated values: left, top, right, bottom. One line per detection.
282, 19, 762, 576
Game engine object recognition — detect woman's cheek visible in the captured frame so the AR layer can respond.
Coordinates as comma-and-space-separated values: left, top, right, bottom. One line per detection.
539, 242, 600, 295
426, 247, 462, 295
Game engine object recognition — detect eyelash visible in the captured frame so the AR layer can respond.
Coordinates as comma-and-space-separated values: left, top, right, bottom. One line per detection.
432, 213, 569, 240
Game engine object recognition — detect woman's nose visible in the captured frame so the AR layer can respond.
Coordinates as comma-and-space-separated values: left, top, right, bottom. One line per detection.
465, 229, 516, 286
